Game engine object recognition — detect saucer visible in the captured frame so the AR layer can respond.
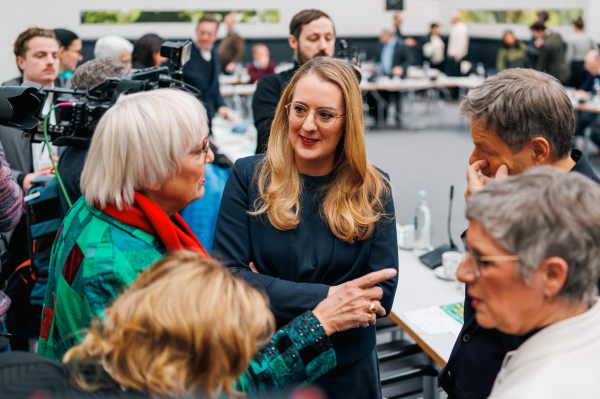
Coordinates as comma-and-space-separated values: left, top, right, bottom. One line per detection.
434, 266, 456, 281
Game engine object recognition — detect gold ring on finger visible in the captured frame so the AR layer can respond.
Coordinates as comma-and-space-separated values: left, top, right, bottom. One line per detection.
368, 312, 373, 323
369, 301, 376, 313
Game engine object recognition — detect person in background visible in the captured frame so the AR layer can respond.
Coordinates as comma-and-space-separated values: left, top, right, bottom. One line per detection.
365, 30, 412, 124
93, 36, 133, 68
213, 58, 398, 399
218, 13, 245, 75
4, 251, 396, 398
459, 168, 600, 399
132, 33, 166, 69
423, 23, 445, 70
57, 57, 132, 218
246, 43, 276, 83
573, 49, 600, 153
446, 11, 469, 77
253, 9, 336, 154
54, 29, 82, 80
439, 68, 600, 399
179, 14, 234, 124
566, 17, 597, 88
496, 30, 527, 72
394, 13, 420, 65
530, 22, 570, 84
0, 28, 68, 352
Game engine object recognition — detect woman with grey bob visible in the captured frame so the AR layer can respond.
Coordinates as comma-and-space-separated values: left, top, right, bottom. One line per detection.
457, 166, 600, 399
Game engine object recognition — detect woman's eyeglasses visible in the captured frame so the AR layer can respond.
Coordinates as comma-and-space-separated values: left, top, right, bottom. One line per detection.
196, 138, 211, 158
462, 237, 520, 277
285, 102, 345, 129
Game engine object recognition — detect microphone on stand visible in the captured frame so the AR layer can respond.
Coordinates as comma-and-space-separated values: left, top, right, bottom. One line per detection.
419, 185, 458, 268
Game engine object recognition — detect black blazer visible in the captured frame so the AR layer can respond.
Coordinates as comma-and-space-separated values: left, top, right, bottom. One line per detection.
378, 40, 414, 77
212, 155, 399, 366
179, 44, 225, 121
579, 71, 599, 92
439, 150, 600, 399
252, 64, 299, 154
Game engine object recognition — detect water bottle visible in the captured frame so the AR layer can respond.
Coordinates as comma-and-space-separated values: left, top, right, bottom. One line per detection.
414, 190, 432, 250
423, 61, 430, 79
476, 62, 486, 79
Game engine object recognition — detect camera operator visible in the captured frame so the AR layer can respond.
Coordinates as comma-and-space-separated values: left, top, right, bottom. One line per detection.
0, 30, 69, 338
252, 9, 338, 154
56, 57, 131, 218
172, 14, 235, 127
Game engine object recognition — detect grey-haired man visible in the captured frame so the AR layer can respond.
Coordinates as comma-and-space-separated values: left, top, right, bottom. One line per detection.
440, 68, 600, 399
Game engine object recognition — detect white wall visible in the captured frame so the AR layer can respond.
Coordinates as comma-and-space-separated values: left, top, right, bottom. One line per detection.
0, 0, 441, 82
1, 0, 599, 82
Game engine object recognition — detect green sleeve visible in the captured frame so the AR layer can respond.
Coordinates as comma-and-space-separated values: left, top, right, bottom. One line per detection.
234, 310, 336, 397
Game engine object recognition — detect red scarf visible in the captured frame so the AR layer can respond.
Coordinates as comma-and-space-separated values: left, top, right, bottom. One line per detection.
101, 192, 210, 257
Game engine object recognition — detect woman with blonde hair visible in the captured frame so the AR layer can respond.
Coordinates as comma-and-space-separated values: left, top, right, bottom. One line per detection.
213, 57, 398, 398
2, 252, 395, 398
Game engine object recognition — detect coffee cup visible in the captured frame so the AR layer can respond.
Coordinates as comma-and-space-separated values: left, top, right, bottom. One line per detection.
442, 251, 464, 280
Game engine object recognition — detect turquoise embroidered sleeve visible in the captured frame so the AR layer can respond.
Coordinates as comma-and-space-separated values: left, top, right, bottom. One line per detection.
234, 310, 336, 396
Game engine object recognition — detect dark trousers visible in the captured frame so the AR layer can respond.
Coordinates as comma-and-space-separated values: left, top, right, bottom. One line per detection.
312, 347, 382, 399
445, 58, 462, 77
365, 90, 402, 125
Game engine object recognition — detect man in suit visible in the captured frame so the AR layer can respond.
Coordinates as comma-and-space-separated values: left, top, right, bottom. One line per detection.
181, 14, 234, 125
365, 30, 412, 125
0, 27, 69, 352
252, 9, 336, 154
440, 68, 600, 399
218, 14, 245, 74
573, 49, 600, 151
531, 22, 571, 84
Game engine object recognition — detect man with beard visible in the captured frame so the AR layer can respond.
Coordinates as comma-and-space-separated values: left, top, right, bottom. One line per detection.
252, 9, 336, 154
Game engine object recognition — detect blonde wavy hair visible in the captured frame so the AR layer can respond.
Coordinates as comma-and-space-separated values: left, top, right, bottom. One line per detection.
64, 251, 275, 398
251, 57, 390, 244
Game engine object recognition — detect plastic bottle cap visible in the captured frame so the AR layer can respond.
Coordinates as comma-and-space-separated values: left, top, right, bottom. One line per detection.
418, 190, 426, 198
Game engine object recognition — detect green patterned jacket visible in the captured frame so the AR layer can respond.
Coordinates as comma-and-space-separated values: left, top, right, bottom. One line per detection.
38, 197, 336, 395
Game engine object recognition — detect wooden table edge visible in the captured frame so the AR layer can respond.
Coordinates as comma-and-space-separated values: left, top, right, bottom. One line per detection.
388, 311, 447, 368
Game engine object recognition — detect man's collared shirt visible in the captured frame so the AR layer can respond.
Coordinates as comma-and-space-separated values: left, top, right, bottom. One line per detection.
192, 36, 212, 62
381, 36, 398, 76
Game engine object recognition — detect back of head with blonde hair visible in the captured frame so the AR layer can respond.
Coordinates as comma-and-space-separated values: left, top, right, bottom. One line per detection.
81, 89, 209, 210
64, 251, 275, 398
251, 57, 390, 244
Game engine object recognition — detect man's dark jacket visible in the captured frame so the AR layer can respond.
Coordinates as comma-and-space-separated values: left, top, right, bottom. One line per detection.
378, 40, 414, 77
179, 44, 225, 122
252, 63, 300, 154
439, 150, 600, 399
579, 71, 599, 93
535, 32, 571, 84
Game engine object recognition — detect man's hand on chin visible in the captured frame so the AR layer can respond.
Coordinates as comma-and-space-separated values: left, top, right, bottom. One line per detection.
465, 160, 508, 198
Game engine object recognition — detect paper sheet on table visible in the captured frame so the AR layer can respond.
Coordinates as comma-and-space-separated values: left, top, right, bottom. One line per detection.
404, 306, 464, 337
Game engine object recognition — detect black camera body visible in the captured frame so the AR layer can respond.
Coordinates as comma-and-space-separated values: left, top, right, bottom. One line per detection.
336, 39, 362, 82
0, 41, 195, 147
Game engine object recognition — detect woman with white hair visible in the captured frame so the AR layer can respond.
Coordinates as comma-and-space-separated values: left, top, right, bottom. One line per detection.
38, 89, 213, 361
94, 35, 133, 67
37, 89, 397, 396
457, 167, 600, 399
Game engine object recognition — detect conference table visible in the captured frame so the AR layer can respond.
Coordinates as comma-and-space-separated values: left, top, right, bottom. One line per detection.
390, 249, 465, 368
219, 76, 484, 97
